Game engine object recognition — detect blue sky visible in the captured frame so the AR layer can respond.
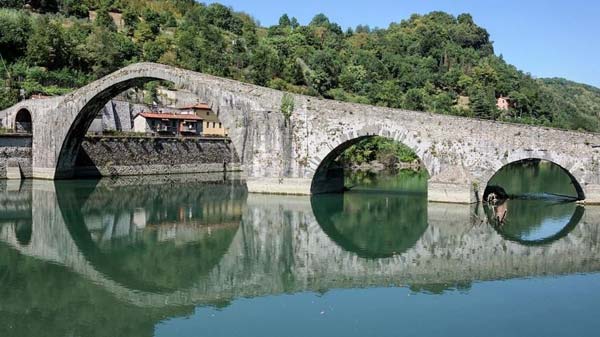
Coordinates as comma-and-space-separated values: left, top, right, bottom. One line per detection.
205, 0, 600, 88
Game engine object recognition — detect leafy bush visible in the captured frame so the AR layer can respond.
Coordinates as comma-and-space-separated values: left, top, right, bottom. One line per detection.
338, 136, 419, 166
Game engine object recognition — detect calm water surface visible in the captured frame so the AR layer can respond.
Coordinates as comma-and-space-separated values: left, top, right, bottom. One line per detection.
1, 167, 600, 337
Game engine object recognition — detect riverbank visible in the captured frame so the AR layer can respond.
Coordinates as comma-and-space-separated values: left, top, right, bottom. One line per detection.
74, 135, 241, 177
0, 134, 241, 179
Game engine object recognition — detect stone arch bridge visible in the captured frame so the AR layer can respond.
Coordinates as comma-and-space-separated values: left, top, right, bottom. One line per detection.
2, 62, 600, 203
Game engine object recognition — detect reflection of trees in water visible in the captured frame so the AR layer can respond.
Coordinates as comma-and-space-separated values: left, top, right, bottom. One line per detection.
345, 169, 428, 193
484, 200, 584, 245
489, 160, 578, 197
58, 179, 247, 292
312, 191, 428, 258
0, 243, 192, 337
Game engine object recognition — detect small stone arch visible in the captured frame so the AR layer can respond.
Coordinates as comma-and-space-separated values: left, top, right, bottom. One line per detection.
482, 158, 585, 201
310, 133, 432, 194
14, 108, 32, 133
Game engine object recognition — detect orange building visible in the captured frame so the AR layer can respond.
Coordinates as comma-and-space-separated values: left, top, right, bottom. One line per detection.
133, 112, 203, 136
179, 103, 228, 137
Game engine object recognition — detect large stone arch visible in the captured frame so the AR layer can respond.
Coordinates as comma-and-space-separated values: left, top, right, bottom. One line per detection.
34, 63, 259, 179
55, 76, 169, 176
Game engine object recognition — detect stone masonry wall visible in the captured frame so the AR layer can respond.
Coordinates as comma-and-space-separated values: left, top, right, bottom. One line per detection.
75, 136, 241, 177
0, 136, 32, 179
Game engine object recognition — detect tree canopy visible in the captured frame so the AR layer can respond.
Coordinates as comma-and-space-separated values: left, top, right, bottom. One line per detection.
0, 1, 599, 131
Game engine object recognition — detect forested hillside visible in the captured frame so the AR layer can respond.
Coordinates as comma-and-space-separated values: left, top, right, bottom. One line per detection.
1, 0, 599, 131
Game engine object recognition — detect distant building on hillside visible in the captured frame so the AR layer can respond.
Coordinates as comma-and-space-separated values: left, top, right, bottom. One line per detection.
496, 96, 511, 111
133, 112, 203, 136
179, 103, 228, 137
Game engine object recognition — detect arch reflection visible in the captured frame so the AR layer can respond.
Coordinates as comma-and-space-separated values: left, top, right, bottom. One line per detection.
484, 199, 584, 246
56, 176, 247, 292
311, 190, 428, 259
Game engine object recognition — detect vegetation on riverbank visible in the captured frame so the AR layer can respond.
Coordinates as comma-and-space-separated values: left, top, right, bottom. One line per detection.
1, 0, 599, 131
337, 136, 420, 169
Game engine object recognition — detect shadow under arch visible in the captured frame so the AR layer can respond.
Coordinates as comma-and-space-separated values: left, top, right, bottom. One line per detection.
14, 108, 32, 134
484, 202, 584, 246
310, 135, 430, 194
483, 158, 585, 201
311, 190, 428, 259
54, 178, 245, 293
14, 220, 32, 246
55, 76, 174, 177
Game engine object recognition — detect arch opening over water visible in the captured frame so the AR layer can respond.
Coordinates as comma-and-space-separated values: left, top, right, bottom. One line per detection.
310, 135, 429, 195
482, 158, 585, 245
483, 158, 585, 202
54, 72, 239, 180
56, 77, 173, 176
309, 135, 430, 258
14, 108, 32, 134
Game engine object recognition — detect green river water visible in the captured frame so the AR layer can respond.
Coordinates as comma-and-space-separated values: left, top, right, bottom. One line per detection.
0, 162, 599, 337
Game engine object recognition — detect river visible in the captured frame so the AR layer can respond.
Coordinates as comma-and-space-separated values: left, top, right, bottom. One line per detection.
0, 165, 599, 337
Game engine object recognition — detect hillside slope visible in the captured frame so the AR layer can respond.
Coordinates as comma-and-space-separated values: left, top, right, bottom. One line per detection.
0, 0, 598, 131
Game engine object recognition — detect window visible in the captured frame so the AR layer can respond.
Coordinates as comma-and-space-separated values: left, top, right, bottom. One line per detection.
219, 123, 222, 128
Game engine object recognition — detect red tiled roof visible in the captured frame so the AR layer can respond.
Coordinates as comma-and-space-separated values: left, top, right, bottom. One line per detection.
137, 112, 203, 120
179, 103, 211, 110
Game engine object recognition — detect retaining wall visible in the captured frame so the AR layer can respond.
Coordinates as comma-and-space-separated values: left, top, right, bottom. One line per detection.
74, 136, 241, 177
0, 135, 32, 179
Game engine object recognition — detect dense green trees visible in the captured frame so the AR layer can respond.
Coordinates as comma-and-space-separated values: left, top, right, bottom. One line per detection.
339, 136, 419, 167
0, 1, 599, 132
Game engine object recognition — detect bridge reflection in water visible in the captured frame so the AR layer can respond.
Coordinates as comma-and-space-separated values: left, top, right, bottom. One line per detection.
1, 177, 600, 336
